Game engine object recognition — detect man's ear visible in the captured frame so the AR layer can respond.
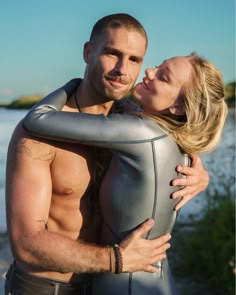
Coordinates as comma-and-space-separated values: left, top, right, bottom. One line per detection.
169, 99, 185, 115
83, 42, 92, 64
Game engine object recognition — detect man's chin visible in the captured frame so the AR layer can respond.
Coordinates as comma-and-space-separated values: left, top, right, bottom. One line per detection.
106, 90, 129, 101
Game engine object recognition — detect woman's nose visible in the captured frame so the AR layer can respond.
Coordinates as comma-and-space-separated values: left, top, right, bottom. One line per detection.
145, 68, 156, 80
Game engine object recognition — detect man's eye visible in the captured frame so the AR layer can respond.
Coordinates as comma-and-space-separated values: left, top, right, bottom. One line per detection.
105, 50, 118, 57
130, 57, 139, 63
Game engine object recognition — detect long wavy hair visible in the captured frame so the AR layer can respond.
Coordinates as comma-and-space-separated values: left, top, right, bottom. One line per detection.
144, 53, 228, 154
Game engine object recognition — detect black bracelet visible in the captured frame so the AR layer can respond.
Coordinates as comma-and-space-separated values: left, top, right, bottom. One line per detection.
112, 244, 123, 274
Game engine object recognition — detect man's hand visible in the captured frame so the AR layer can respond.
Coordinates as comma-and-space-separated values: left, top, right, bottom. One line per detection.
171, 154, 209, 211
119, 219, 171, 273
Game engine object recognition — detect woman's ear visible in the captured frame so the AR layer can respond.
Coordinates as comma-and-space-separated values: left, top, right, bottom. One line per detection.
83, 42, 92, 64
169, 98, 185, 115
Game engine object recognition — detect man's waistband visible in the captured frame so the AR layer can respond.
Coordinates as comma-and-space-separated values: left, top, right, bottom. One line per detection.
5, 262, 91, 295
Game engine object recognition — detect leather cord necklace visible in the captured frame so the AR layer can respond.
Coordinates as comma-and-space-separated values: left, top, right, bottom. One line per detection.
74, 90, 82, 113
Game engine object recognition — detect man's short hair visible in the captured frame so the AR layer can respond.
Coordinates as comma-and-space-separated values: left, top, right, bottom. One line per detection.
89, 13, 148, 49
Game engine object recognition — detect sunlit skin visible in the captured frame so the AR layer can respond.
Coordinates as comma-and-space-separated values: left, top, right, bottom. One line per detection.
132, 56, 209, 209
132, 56, 192, 115
5, 17, 209, 287
6, 26, 171, 282
80, 27, 147, 108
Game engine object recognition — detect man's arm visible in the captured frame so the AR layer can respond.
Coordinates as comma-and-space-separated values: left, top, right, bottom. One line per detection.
171, 154, 209, 210
6, 124, 170, 274
115, 100, 209, 211
116, 100, 209, 211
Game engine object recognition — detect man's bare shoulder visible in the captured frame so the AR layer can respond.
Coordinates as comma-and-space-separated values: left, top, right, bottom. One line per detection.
8, 120, 56, 162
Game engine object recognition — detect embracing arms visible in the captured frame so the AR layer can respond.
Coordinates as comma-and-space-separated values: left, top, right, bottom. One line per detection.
172, 154, 209, 210
5, 125, 170, 274
23, 80, 209, 209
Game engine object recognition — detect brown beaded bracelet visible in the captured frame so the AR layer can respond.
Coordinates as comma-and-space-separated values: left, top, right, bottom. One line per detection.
110, 246, 115, 273
112, 244, 123, 274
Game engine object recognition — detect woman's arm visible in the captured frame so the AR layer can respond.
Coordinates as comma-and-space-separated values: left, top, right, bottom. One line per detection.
23, 81, 165, 150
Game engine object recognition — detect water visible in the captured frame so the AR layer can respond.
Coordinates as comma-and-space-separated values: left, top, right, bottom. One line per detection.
0, 109, 28, 231
178, 107, 235, 222
0, 108, 235, 231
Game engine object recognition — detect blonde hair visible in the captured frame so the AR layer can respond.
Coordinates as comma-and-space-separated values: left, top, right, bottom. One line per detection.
145, 53, 228, 154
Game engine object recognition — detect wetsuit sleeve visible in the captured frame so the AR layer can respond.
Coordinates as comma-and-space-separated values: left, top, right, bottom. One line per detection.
23, 81, 164, 151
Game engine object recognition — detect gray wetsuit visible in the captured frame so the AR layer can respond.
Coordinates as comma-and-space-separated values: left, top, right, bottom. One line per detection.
23, 79, 189, 295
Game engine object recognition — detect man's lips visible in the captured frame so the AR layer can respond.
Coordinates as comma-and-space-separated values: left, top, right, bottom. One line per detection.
109, 80, 125, 87
106, 76, 130, 87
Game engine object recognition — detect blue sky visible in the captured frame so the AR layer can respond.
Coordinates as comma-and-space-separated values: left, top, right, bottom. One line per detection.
0, 0, 235, 102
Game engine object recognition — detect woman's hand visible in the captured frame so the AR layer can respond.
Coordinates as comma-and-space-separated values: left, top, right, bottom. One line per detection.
171, 154, 209, 210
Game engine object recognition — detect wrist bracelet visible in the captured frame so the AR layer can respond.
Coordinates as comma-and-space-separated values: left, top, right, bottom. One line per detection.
112, 244, 123, 274
110, 246, 115, 273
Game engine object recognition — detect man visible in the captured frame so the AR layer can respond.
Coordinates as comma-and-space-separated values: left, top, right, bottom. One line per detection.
5, 13, 208, 294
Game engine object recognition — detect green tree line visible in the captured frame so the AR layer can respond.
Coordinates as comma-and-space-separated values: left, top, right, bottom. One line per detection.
0, 81, 235, 109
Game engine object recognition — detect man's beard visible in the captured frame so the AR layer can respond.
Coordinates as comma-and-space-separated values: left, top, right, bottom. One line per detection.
103, 75, 133, 100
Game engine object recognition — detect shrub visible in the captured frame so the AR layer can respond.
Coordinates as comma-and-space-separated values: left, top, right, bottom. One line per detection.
172, 197, 235, 294
6, 95, 42, 109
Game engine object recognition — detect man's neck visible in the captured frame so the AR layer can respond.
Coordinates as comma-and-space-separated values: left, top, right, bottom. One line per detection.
74, 79, 114, 116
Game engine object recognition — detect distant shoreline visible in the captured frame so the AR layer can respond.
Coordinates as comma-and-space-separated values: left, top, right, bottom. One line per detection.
0, 97, 235, 110
0, 94, 43, 110
0, 80, 235, 109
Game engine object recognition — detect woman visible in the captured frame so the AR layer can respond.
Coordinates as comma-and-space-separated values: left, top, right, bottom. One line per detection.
23, 53, 227, 294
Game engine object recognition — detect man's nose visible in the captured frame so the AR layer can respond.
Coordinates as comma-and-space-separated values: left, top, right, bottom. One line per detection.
114, 58, 128, 75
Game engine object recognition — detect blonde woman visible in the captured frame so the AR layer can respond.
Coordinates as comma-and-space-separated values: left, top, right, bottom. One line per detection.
23, 53, 227, 295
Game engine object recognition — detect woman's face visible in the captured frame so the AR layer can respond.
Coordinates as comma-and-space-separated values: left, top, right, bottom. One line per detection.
132, 56, 192, 115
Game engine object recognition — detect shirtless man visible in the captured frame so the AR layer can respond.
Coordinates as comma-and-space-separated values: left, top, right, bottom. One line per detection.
5, 13, 209, 294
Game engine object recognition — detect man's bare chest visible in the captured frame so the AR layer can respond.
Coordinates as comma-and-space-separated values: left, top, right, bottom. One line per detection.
50, 143, 96, 197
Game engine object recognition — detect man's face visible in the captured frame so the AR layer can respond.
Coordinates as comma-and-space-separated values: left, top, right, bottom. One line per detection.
84, 27, 146, 101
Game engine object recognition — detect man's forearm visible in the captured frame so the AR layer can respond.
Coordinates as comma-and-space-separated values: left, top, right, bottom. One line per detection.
13, 229, 110, 274
12, 219, 171, 274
